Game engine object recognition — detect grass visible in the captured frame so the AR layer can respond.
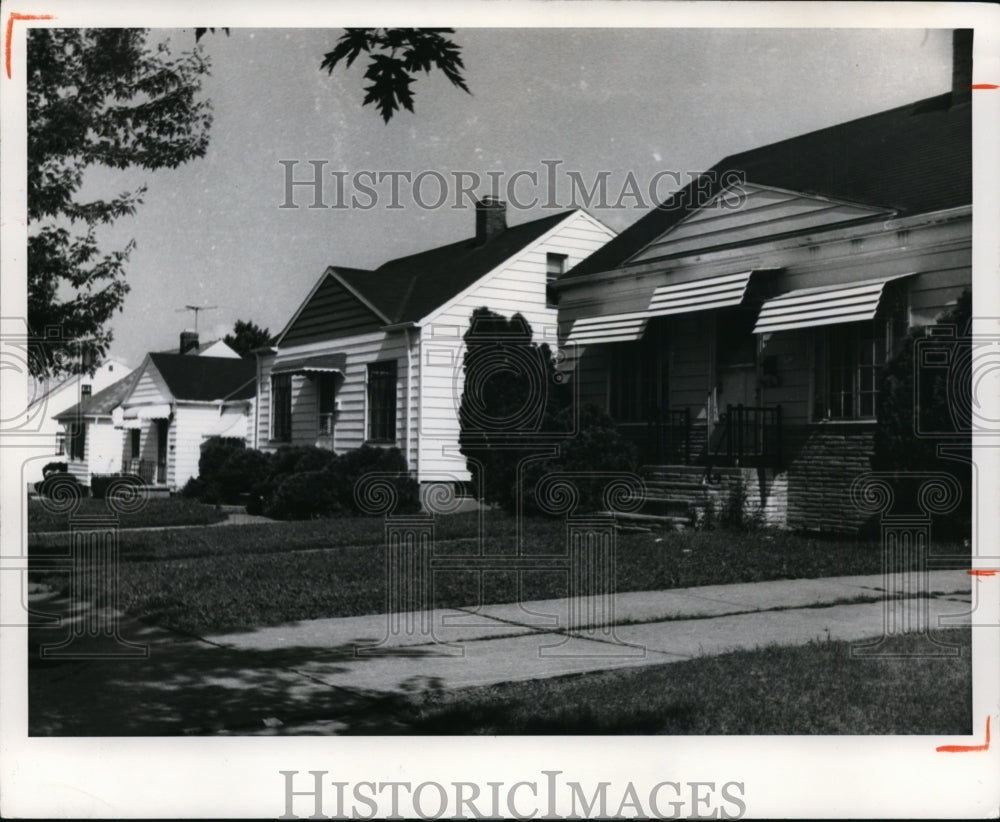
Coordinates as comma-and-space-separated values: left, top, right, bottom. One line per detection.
344, 630, 972, 735
27, 497, 228, 533
28, 511, 970, 635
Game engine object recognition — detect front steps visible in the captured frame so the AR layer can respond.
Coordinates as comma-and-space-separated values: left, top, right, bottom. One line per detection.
601, 465, 746, 530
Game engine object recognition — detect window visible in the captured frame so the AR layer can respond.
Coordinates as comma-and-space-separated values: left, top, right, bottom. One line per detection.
68, 423, 86, 460
81, 384, 92, 399
546, 253, 568, 308
317, 373, 338, 436
608, 325, 666, 423
367, 361, 397, 443
813, 320, 894, 420
271, 373, 292, 442
56, 433, 65, 456
130, 429, 141, 459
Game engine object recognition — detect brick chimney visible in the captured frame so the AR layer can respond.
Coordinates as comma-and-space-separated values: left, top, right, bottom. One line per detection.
952, 29, 973, 106
179, 330, 199, 355
475, 196, 507, 243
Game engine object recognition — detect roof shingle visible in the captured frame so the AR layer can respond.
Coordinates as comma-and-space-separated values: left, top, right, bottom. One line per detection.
148, 353, 256, 402
567, 93, 971, 279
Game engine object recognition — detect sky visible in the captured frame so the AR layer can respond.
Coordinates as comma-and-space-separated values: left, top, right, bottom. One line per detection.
75, 27, 954, 366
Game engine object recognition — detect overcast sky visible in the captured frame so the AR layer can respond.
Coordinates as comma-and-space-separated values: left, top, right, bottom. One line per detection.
80, 27, 953, 365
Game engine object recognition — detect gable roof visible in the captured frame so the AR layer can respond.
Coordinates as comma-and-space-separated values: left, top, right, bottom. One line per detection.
278, 210, 575, 343
147, 353, 256, 402
568, 92, 971, 279
54, 369, 142, 421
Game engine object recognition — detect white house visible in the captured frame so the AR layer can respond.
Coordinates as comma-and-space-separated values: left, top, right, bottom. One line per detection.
254, 198, 616, 486
114, 340, 255, 490
24, 357, 131, 484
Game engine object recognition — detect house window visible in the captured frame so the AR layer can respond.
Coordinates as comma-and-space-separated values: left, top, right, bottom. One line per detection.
317, 373, 338, 436
813, 320, 891, 420
546, 253, 568, 308
81, 384, 92, 399
608, 330, 664, 423
367, 361, 397, 443
130, 429, 141, 459
56, 433, 65, 456
271, 373, 292, 442
68, 424, 86, 460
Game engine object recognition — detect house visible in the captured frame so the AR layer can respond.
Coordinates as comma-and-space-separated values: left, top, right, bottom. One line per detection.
111, 333, 256, 490
24, 357, 132, 485
555, 32, 972, 531
254, 197, 616, 486
159, 331, 242, 358
52, 369, 142, 490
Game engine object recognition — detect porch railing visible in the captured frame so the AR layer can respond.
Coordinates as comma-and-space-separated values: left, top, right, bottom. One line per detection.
711, 404, 782, 469
646, 407, 695, 465
128, 459, 158, 485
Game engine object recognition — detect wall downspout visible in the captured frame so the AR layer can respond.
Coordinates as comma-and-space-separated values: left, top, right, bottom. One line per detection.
405, 327, 414, 474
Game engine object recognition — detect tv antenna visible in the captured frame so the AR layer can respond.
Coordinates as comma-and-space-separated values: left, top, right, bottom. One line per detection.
176, 304, 218, 333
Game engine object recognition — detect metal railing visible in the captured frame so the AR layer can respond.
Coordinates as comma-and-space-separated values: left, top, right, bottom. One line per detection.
128, 459, 157, 484
710, 404, 782, 469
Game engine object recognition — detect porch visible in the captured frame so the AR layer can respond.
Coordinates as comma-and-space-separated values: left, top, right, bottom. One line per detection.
619, 403, 783, 471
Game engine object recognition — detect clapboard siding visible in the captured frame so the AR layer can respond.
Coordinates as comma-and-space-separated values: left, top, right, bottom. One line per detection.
124, 367, 168, 407
281, 274, 384, 347
418, 210, 615, 481
259, 332, 413, 462
629, 184, 890, 263
170, 404, 249, 489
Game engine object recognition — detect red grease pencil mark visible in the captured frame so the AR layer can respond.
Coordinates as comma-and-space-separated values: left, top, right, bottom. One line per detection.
937, 716, 991, 753
6, 12, 55, 79
967, 569, 999, 577
972, 84, 999, 90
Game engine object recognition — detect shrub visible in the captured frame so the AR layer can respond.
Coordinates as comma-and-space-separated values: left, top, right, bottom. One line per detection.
198, 437, 245, 486
214, 448, 273, 504
34, 472, 83, 499
265, 470, 343, 520
90, 474, 114, 499
336, 444, 420, 515
521, 404, 638, 517
42, 461, 68, 477
180, 476, 207, 500
872, 290, 972, 537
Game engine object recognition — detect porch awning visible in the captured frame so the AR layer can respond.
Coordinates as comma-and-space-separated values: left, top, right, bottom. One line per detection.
752, 273, 914, 334
271, 352, 347, 375
647, 270, 759, 317
122, 403, 172, 420
564, 312, 649, 345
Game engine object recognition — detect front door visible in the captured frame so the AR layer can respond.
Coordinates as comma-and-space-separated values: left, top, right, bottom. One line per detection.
714, 307, 759, 420
155, 420, 169, 485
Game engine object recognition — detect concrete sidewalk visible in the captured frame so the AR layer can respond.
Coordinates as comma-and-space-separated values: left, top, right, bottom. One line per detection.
27, 571, 974, 735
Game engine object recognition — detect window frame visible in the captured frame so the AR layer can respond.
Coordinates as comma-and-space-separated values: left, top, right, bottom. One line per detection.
366, 360, 398, 444
271, 372, 293, 443
130, 428, 141, 459
546, 253, 568, 309
317, 372, 338, 437
68, 423, 86, 461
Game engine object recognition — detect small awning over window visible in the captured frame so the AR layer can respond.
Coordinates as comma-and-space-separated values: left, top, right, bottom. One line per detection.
752, 273, 913, 334
271, 352, 347, 375
122, 403, 172, 420
564, 312, 649, 345
647, 270, 759, 317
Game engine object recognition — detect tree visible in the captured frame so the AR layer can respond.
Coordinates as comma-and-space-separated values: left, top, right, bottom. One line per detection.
27, 29, 212, 377
321, 29, 470, 123
872, 290, 972, 535
224, 319, 273, 358
196, 27, 470, 123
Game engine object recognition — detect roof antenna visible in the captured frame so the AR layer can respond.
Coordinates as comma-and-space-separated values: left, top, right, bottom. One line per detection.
176, 304, 218, 333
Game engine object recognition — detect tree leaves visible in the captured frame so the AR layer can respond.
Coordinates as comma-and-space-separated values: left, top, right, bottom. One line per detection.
321, 28, 470, 123
223, 320, 274, 358
27, 29, 212, 376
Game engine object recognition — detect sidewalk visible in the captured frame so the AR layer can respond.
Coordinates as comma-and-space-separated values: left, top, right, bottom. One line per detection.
26, 571, 974, 735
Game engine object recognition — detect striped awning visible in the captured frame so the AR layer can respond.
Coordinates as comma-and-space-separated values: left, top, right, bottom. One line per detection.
752, 273, 913, 334
271, 352, 347, 375
647, 270, 758, 317
564, 312, 649, 345
122, 403, 172, 420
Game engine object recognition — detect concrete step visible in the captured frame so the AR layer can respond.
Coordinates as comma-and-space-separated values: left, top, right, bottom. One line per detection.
599, 510, 692, 529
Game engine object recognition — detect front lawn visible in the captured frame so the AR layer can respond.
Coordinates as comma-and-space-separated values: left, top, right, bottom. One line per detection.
28, 512, 969, 635
351, 630, 972, 735
27, 497, 229, 533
